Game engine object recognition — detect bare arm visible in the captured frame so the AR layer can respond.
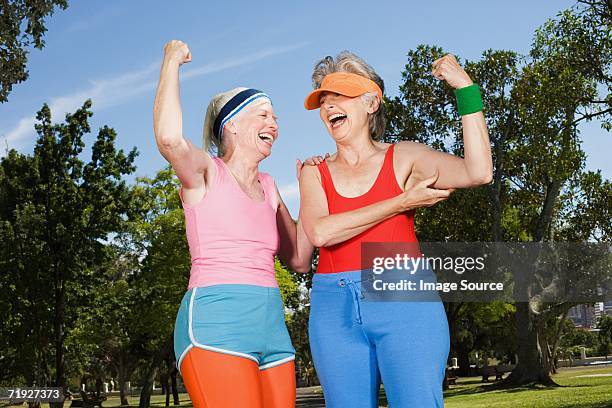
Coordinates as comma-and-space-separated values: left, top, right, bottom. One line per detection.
153, 40, 214, 191
276, 186, 314, 273
410, 54, 492, 189
406, 111, 492, 189
299, 165, 450, 247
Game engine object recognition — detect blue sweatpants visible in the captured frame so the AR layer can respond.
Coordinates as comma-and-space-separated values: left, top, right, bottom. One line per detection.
308, 271, 450, 408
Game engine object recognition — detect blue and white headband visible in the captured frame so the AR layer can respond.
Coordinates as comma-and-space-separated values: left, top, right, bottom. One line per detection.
213, 88, 272, 140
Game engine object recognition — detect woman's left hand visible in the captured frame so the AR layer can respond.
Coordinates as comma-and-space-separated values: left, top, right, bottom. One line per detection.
296, 153, 330, 179
431, 54, 473, 89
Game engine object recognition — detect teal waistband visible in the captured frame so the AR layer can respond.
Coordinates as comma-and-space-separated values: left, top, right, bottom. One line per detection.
189, 283, 281, 296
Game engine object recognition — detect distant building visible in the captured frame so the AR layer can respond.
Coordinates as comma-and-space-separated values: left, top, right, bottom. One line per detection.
567, 304, 597, 328
594, 301, 612, 325
594, 302, 603, 322
604, 301, 612, 316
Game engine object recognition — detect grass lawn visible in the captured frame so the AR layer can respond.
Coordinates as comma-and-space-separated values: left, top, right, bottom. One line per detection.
444, 365, 612, 408
25, 365, 612, 408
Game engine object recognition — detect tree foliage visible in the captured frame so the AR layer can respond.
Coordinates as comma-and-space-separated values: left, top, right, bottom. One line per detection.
385, 0, 610, 386
0, 99, 137, 396
0, 0, 69, 102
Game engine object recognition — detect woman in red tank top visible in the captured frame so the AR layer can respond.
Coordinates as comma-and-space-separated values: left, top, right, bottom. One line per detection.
299, 51, 493, 407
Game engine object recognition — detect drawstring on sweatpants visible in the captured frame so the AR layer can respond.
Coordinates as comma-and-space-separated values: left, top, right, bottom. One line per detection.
338, 278, 364, 324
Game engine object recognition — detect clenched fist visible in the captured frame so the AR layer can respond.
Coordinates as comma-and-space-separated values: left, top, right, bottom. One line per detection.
163, 40, 192, 66
431, 54, 472, 89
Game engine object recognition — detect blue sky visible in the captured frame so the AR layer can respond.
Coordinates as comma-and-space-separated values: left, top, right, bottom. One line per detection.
0, 0, 608, 217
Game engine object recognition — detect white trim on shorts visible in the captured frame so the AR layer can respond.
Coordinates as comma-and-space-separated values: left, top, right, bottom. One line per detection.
177, 287, 295, 373
175, 287, 261, 373
259, 355, 295, 371
177, 343, 194, 371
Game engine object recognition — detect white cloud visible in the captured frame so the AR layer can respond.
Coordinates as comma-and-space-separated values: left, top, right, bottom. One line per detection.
182, 42, 308, 80
278, 181, 301, 218
2, 42, 309, 155
65, 7, 125, 32
278, 181, 299, 201
2, 61, 159, 150
4, 117, 37, 146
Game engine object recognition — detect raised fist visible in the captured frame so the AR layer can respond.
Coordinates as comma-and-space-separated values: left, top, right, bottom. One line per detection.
431, 54, 473, 89
163, 40, 192, 65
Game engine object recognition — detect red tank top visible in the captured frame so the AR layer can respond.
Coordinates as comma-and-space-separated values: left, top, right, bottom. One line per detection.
316, 144, 419, 273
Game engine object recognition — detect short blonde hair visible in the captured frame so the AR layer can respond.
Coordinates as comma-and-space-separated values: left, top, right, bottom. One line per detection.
202, 87, 248, 156
311, 51, 386, 139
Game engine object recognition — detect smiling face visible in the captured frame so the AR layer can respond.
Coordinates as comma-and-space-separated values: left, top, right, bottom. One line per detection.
318, 91, 372, 141
226, 99, 278, 160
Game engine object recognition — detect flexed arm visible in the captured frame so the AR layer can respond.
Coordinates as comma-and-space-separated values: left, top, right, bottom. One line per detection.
154, 40, 214, 191
408, 54, 493, 189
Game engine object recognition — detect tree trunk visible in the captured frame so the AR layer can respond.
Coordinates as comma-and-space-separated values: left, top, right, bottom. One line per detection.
170, 366, 179, 405
507, 176, 564, 387
445, 303, 468, 376
117, 358, 130, 407
456, 345, 471, 377
534, 180, 562, 242
160, 370, 169, 406
549, 309, 571, 374
505, 303, 557, 386
51, 262, 66, 408
164, 381, 170, 407
489, 114, 512, 242
95, 378, 103, 399
139, 352, 164, 408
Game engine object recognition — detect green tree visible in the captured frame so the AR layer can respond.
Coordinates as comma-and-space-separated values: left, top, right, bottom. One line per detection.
0, 0, 69, 102
75, 166, 188, 408
598, 315, 612, 358
286, 291, 318, 387
275, 258, 300, 311
503, 0, 610, 386
110, 165, 189, 408
68, 244, 140, 406
0, 99, 137, 404
447, 302, 516, 378
385, 0, 610, 386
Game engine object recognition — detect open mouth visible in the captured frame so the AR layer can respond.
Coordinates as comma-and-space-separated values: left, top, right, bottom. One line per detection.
258, 132, 274, 146
328, 113, 347, 128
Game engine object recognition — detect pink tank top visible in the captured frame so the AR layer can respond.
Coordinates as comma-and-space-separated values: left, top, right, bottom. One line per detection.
178, 156, 280, 289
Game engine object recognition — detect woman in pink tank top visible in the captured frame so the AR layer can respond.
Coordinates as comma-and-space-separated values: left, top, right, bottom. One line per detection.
153, 40, 314, 408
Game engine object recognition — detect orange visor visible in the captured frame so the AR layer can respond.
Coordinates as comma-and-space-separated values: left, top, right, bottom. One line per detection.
304, 72, 383, 110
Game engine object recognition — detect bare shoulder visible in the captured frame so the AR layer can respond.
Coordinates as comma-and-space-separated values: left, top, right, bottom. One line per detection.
393, 140, 430, 169
394, 140, 433, 156
299, 162, 322, 183
392, 141, 433, 185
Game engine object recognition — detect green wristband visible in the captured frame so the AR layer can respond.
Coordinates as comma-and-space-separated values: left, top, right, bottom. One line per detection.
454, 83, 483, 116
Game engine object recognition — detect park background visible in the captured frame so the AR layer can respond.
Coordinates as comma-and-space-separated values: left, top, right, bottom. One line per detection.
0, 1, 610, 407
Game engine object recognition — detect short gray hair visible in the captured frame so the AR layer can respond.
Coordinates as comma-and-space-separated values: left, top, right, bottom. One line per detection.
311, 51, 386, 139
